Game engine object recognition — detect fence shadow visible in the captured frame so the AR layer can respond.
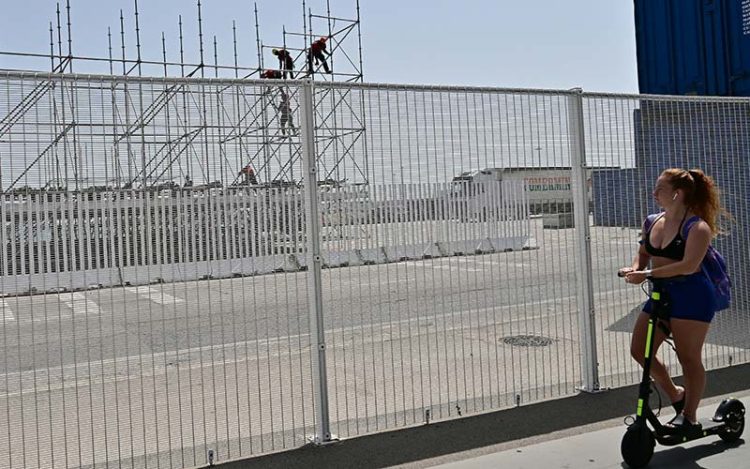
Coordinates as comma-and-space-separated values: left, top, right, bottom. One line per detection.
607, 305, 750, 350
208, 363, 750, 469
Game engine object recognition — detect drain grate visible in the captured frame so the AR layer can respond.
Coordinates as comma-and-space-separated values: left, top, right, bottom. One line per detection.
502, 335, 554, 347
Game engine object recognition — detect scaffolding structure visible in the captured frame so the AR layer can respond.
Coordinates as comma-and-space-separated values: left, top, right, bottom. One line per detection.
0, 0, 367, 193
246, 0, 367, 187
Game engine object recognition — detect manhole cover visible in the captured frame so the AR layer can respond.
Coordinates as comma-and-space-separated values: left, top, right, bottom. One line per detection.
502, 335, 554, 347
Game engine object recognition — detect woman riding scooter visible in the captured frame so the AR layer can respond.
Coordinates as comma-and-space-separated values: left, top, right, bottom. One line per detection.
619, 168, 728, 434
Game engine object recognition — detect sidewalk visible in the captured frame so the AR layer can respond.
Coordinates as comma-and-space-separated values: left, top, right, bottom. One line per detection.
211, 364, 750, 469
424, 390, 750, 469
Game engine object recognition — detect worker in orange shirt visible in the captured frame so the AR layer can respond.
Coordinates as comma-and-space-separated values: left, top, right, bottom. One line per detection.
307, 36, 331, 74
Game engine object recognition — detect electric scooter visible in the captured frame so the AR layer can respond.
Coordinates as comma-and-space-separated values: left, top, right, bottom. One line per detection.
618, 273, 745, 468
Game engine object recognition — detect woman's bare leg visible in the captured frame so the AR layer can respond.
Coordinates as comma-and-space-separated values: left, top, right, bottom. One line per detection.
670, 318, 710, 423
630, 312, 684, 403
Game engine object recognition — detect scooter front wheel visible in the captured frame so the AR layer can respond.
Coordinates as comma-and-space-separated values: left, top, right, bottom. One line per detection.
621, 423, 655, 468
715, 398, 745, 443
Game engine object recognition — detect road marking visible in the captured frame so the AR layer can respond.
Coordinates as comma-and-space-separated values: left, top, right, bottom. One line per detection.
61, 292, 100, 316
1, 300, 14, 322
125, 286, 185, 305
435, 257, 498, 269
402, 259, 483, 272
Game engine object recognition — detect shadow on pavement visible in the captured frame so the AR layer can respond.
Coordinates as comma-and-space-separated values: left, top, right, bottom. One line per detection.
207, 364, 750, 469
638, 439, 745, 469
607, 304, 750, 350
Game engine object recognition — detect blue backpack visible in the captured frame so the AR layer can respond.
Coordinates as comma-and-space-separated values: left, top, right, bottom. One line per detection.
643, 213, 731, 311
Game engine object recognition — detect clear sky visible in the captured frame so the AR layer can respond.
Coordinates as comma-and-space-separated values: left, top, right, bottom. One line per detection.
0, 0, 640, 93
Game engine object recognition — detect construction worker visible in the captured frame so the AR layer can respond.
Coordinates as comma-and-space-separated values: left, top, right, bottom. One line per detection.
260, 68, 283, 96
239, 165, 259, 185
183, 174, 193, 188
260, 69, 282, 80
272, 48, 295, 79
308, 36, 331, 74
277, 90, 295, 136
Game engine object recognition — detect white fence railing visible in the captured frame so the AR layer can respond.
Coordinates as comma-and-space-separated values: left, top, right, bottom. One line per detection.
1, 180, 529, 295
0, 71, 748, 468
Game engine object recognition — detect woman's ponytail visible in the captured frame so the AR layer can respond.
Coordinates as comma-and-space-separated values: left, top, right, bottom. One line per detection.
686, 169, 727, 236
663, 167, 730, 236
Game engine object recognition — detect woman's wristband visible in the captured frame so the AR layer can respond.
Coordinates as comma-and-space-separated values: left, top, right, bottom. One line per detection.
643, 269, 653, 279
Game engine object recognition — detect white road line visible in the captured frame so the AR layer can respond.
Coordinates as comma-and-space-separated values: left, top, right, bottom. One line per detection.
432, 264, 483, 272
434, 257, 509, 268
61, 292, 100, 316
403, 259, 483, 272
125, 286, 185, 305
1, 300, 14, 322
436, 257, 482, 263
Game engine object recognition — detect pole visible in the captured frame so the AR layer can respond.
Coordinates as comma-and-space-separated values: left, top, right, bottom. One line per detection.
567, 88, 601, 394
300, 80, 334, 444
65, 0, 73, 71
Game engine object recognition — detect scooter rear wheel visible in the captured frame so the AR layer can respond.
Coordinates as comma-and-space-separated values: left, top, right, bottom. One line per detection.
621, 423, 655, 468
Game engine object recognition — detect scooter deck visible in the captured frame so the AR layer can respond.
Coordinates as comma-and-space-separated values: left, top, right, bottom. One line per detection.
656, 418, 724, 446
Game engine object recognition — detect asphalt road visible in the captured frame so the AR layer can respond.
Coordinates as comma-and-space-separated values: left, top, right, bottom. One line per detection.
0, 221, 638, 377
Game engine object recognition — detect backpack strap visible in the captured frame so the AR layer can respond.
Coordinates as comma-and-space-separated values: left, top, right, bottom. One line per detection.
681, 215, 702, 239
640, 213, 662, 244
644, 213, 662, 232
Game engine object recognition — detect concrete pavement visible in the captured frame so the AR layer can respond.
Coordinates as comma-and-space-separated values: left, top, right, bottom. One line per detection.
426, 390, 750, 469
209, 363, 750, 469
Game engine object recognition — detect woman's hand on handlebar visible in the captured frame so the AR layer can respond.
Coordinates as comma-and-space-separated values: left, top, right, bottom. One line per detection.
624, 271, 648, 284
617, 267, 634, 278
618, 267, 647, 284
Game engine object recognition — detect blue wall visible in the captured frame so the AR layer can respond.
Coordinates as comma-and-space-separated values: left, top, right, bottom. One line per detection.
635, 0, 750, 96
593, 100, 750, 311
592, 168, 643, 228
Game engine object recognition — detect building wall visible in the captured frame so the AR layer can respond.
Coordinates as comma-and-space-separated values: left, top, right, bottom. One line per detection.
592, 101, 750, 311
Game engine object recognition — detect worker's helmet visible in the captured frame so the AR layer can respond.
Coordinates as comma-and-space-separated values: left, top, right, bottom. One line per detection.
320, 36, 328, 43
272, 48, 279, 55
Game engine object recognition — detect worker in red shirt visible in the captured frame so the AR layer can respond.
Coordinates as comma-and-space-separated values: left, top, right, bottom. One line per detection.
260, 69, 283, 95
260, 69, 282, 80
239, 165, 259, 185
272, 48, 295, 79
307, 36, 331, 74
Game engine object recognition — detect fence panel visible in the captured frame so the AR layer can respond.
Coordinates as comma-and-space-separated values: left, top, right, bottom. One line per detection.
583, 93, 750, 390
0, 73, 317, 468
312, 83, 587, 439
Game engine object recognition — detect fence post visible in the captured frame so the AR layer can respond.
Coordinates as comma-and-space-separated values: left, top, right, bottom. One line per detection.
567, 88, 602, 393
300, 79, 334, 443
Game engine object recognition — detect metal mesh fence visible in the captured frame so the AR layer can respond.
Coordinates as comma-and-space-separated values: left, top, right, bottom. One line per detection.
583, 93, 750, 390
313, 85, 585, 438
0, 71, 748, 467
0, 188, 317, 468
